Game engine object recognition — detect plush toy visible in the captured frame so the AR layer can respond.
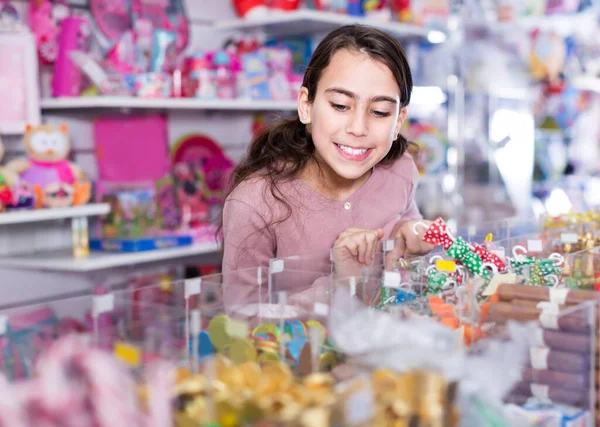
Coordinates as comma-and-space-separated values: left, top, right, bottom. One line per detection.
6, 123, 91, 208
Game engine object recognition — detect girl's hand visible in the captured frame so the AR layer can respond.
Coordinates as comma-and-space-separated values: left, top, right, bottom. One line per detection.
389, 220, 434, 258
333, 228, 384, 265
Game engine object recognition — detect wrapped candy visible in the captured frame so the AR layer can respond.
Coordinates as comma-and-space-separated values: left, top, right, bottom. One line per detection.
446, 237, 491, 279
417, 217, 455, 250
427, 269, 451, 295
472, 243, 507, 272
509, 256, 536, 276
415, 218, 496, 279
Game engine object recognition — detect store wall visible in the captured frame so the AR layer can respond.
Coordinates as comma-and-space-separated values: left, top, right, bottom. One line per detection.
4, 0, 260, 178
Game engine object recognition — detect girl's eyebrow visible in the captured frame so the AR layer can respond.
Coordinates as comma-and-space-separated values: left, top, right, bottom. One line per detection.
324, 87, 397, 104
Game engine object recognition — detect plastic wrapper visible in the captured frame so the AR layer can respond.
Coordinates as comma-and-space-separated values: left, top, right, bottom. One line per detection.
327, 286, 542, 425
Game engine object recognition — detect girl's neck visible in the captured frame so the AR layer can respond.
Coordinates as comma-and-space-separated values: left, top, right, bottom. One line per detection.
300, 156, 372, 202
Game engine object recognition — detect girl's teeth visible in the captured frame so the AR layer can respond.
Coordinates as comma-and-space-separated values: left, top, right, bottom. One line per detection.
338, 144, 367, 155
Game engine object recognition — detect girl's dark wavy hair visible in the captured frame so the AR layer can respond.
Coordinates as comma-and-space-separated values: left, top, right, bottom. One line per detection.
218, 24, 414, 236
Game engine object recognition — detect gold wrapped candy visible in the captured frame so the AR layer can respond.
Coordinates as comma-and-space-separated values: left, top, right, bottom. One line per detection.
173, 357, 459, 427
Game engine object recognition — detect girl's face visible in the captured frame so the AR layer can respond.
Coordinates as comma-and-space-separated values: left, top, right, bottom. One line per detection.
298, 49, 407, 182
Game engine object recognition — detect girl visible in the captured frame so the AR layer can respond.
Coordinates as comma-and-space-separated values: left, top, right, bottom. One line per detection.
221, 24, 432, 276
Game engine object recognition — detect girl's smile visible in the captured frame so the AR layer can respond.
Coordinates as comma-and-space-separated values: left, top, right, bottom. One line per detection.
333, 142, 374, 162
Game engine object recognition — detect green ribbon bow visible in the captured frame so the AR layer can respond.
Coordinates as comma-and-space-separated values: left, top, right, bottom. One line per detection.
510, 256, 563, 287
509, 256, 536, 276
446, 237, 491, 279
427, 269, 449, 295
530, 259, 562, 287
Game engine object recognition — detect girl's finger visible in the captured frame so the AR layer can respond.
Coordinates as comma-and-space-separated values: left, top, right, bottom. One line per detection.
365, 231, 378, 265
345, 239, 359, 258
356, 234, 370, 264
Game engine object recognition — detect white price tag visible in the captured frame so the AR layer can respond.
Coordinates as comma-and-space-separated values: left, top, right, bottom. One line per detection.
483, 273, 516, 297
530, 384, 551, 403
384, 240, 394, 252
184, 278, 201, 299
270, 259, 284, 274
383, 271, 401, 289
527, 240, 543, 253
560, 233, 579, 244
530, 347, 550, 370
313, 302, 329, 316
92, 294, 114, 317
549, 288, 569, 305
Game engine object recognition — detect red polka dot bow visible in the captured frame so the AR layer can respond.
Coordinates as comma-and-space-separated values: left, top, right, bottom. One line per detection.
472, 243, 507, 273
417, 217, 454, 250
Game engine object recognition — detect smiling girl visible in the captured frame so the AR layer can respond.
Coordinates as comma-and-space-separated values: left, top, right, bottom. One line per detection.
221, 24, 432, 274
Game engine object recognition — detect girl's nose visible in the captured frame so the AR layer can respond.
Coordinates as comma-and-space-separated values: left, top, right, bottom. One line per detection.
345, 109, 369, 138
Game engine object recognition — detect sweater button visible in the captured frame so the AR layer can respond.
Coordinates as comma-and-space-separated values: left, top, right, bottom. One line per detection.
344, 202, 351, 210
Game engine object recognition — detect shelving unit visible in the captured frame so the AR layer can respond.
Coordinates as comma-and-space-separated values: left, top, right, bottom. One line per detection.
213, 9, 441, 41
0, 121, 28, 135
0, 241, 220, 272
40, 86, 447, 112
41, 97, 299, 112
0, 204, 109, 226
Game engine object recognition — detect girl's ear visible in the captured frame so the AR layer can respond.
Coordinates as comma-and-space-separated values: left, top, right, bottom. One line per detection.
297, 86, 312, 124
394, 107, 408, 136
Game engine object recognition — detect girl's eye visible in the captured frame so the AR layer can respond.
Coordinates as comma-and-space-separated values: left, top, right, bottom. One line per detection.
372, 110, 391, 118
331, 103, 349, 112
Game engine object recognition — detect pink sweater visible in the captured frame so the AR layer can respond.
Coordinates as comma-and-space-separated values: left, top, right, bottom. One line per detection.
222, 153, 422, 275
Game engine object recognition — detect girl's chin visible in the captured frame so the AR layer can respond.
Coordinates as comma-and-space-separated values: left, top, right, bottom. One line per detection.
329, 164, 373, 181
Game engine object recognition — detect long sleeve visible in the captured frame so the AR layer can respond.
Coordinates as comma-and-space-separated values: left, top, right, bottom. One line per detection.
221, 196, 276, 308
222, 198, 275, 272
400, 197, 422, 222
398, 156, 422, 222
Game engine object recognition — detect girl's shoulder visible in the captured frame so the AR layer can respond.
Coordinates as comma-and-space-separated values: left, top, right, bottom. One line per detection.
225, 176, 271, 208
225, 174, 296, 217
376, 153, 420, 184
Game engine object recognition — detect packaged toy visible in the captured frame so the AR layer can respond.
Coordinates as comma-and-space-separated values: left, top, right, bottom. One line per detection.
29, 0, 70, 65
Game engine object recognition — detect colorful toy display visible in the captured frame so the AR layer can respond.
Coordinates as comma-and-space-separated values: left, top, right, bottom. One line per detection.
403, 119, 448, 176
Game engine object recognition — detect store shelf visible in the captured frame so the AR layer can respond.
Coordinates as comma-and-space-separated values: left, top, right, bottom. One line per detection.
0, 204, 110, 226
40, 87, 446, 112
214, 9, 438, 40
0, 241, 220, 272
0, 121, 28, 135
41, 97, 299, 112
491, 9, 597, 34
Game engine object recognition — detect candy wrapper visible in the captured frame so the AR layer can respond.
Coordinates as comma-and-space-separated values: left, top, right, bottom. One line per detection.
328, 286, 541, 425
0, 335, 157, 427
416, 218, 501, 279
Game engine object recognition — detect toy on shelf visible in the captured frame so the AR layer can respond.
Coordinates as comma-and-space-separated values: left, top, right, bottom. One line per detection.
173, 162, 210, 230
0, 0, 23, 31
0, 135, 14, 212
29, 0, 71, 66
403, 119, 448, 176
232, 0, 269, 18
97, 183, 162, 239
5, 123, 91, 208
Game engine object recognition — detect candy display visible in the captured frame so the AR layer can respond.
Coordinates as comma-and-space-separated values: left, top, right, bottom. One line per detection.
173, 359, 459, 426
